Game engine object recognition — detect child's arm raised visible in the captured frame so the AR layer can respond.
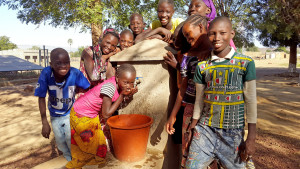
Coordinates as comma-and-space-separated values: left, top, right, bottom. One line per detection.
163, 51, 180, 70
135, 27, 172, 43
38, 97, 51, 139
101, 47, 120, 63
81, 47, 98, 81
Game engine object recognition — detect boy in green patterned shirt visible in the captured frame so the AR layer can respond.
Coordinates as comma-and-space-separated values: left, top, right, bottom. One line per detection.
186, 16, 257, 169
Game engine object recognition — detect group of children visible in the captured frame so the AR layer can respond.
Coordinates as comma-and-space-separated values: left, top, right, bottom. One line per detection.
34, 0, 257, 168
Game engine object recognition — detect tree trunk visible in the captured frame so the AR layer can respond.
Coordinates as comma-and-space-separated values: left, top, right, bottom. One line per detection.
91, 23, 103, 46
288, 40, 297, 73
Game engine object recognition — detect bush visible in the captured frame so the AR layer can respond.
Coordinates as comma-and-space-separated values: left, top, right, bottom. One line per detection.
274, 46, 288, 53
70, 46, 86, 57
246, 46, 259, 52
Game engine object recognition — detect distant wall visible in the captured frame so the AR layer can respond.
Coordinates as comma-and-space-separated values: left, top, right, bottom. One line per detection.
244, 51, 290, 59
0, 49, 50, 66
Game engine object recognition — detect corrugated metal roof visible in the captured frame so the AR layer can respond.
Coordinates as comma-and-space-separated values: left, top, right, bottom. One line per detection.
0, 55, 44, 72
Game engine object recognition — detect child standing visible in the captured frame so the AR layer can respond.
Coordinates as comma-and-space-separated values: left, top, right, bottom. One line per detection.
165, 14, 212, 168
119, 29, 134, 50
135, 0, 183, 43
76, 29, 120, 98
34, 48, 90, 161
186, 16, 257, 168
129, 13, 146, 41
65, 64, 137, 169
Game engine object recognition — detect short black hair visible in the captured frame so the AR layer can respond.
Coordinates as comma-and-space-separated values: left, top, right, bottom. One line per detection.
209, 16, 232, 31
158, 0, 174, 7
130, 13, 144, 22
50, 48, 69, 61
120, 29, 134, 37
116, 64, 136, 78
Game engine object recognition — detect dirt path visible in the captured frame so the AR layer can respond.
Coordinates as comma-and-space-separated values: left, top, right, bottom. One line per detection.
254, 68, 300, 168
0, 58, 299, 169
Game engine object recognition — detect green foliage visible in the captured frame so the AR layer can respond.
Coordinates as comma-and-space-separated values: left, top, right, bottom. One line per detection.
266, 49, 272, 52
0, 0, 260, 50
29, 46, 40, 50
236, 48, 243, 53
252, 0, 299, 69
0, 36, 17, 51
68, 39, 73, 46
68, 38, 73, 50
252, 0, 299, 47
246, 46, 259, 52
0, 0, 159, 31
274, 46, 288, 53
70, 46, 85, 57
212, 0, 256, 48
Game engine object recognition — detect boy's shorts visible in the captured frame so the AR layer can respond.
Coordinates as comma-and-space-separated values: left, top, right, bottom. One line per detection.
186, 124, 245, 169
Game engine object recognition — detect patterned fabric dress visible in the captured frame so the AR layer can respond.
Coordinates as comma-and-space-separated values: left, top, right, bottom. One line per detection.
66, 77, 119, 168
76, 44, 108, 99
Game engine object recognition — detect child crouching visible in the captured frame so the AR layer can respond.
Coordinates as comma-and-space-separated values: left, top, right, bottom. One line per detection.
65, 64, 138, 169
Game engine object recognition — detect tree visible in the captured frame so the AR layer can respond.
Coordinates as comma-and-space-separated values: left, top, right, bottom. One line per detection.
0, 36, 17, 51
29, 46, 40, 50
253, 0, 300, 73
0, 0, 168, 46
274, 46, 288, 53
266, 49, 272, 52
212, 0, 256, 48
246, 46, 259, 52
67, 38, 73, 51
70, 46, 85, 57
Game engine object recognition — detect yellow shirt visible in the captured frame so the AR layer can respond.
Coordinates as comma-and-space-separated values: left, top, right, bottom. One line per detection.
151, 18, 184, 34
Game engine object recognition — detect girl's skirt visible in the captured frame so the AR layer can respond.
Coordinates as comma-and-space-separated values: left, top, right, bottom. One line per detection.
66, 108, 107, 169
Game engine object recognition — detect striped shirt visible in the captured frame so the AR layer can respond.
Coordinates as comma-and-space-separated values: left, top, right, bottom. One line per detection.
73, 77, 120, 118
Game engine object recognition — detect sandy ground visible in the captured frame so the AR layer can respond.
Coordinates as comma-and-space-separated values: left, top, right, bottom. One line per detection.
0, 58, 299, 169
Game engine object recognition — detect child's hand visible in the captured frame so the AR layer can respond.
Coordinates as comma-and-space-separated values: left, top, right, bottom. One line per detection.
184, 126, 193, 146
239, 139, 255, 162
83, 47, 93, 57
166, 116, 176, 135
102, 49, 119, 62
146, 34, 164, 41
163, 51, 178, 69
160, 29, 172, 43
115, 47, 121, 53
42, 122, 51, 139
121, 86, 138, 96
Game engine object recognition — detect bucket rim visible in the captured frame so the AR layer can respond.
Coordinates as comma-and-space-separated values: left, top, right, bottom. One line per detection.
107, 114, 153, 130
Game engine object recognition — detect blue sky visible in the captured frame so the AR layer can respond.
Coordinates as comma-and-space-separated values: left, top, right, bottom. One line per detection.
0, 6, 92, 51
0, 5, 264, 52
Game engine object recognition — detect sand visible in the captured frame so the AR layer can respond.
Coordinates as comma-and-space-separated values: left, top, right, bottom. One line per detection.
0, 58, 299, 169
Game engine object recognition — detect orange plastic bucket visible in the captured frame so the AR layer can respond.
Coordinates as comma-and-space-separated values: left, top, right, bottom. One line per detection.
107, 114, 153, 162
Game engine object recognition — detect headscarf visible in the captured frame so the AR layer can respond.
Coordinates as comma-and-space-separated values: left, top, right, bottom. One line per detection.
202, 0, 216, 22
103, 28, 116, 36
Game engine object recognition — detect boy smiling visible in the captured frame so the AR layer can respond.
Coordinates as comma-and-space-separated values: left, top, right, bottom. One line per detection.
35, 48, 90, 161
186, 16, 257, 168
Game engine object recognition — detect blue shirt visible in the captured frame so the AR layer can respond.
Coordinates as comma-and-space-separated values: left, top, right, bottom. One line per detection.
34, 67, 90, 117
